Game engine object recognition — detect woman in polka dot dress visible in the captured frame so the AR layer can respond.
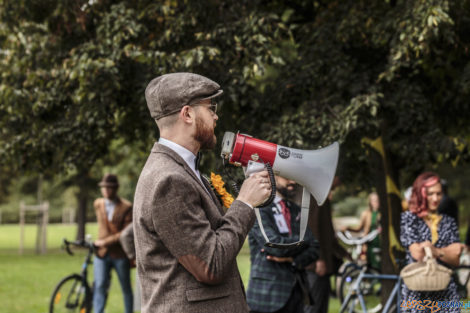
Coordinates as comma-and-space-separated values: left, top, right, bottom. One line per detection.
400, 172, 464, 313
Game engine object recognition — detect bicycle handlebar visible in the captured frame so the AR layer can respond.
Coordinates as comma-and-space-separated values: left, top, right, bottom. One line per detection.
62, 238, 94, 256
336, 229, 380, 246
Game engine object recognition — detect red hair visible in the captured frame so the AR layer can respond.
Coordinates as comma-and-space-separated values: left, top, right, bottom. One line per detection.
408, 172, 441, 218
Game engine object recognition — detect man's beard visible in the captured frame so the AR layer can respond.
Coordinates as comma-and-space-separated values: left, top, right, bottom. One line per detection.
277, 185, 296, 199
194, 115, 216, 150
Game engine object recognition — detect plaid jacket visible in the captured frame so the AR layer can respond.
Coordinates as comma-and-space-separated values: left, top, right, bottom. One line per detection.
247, 199, 319, 312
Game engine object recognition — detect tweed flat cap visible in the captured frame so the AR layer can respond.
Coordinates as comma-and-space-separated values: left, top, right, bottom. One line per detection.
145, 72, 223, 120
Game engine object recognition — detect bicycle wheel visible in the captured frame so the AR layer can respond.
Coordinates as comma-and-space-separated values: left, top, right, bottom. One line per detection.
336, 262, 359, 298
339, 266, 382, 313
49, 274, 91, 313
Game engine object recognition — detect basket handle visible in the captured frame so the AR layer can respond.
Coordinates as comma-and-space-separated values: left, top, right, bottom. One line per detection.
424, 246, 436, 275
424, 246, 434, 260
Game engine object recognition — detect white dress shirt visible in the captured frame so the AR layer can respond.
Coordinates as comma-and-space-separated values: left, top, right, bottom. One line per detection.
158, 138, 253, 209
104, 198, 116, 221
158, 138, 207, 188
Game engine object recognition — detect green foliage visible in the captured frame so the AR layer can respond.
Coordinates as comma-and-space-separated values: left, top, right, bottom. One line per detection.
333, 195, 368, 217
1, 0, 470, 193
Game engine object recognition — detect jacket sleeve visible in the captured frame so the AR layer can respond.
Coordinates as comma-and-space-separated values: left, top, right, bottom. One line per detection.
151, 173, 255, 285
249, 205, 305, 257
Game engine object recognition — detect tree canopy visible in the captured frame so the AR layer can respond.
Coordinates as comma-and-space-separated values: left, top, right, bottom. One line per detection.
1, 0, 470, 272
1, 0, 469, 188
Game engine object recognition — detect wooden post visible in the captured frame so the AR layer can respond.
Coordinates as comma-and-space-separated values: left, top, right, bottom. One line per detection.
18, 201, 49, 254
42, 202, 49, 254
35, 211, 42, 254
19, 202, 25, 255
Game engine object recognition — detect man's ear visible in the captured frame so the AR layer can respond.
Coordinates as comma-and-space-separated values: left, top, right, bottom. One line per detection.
180, 105, 195, 124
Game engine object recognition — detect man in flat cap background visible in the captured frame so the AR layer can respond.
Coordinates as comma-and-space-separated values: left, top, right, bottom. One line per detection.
93, 174, 133, 313
133, 72, 272, 313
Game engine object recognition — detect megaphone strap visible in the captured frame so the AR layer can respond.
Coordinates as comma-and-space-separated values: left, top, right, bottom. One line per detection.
299, 188, 311, 241
255, 187, 310, 249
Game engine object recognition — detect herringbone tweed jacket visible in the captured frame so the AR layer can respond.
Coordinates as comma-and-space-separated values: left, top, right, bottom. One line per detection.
247, 200, 319, 312
133, 142, 255, 313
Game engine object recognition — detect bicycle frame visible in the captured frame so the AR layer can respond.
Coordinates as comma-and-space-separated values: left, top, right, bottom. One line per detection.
340, 267, 402, 313
64, 238, 94, 286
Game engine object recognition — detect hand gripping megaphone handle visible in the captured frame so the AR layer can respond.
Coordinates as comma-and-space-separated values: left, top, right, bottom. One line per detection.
245, 160, 277, 208
223, 160, 276, 207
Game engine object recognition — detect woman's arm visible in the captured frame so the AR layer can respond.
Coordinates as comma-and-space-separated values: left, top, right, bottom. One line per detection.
410, 241, 463, 267
433, 243, 463, 267
345, 211, 368, 232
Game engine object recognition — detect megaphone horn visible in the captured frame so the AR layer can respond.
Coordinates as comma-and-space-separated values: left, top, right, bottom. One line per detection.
221, 132, 339, 206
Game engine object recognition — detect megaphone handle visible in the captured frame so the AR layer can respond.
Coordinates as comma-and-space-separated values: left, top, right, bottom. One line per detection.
258, 163, 276, 207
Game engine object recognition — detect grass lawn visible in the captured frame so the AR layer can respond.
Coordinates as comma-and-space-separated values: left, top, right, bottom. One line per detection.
0, 223, 343, 312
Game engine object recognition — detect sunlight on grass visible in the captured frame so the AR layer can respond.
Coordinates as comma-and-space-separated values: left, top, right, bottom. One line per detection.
0, 223, 348, 312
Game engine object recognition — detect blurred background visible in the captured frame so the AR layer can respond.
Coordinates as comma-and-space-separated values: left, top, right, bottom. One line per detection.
1, 0, 470, 312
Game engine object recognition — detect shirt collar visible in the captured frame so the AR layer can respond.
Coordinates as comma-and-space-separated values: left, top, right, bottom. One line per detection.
158, 137, 198, 174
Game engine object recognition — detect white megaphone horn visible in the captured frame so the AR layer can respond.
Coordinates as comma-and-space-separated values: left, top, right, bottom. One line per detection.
220, 131, 339, 206
220, 131, 339, 249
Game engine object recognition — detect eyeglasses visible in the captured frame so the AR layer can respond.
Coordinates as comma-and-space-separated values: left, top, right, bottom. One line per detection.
193, 99, 218, 115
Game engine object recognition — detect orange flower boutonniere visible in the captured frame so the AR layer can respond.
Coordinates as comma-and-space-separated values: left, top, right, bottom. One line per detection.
210, 172, 234, 209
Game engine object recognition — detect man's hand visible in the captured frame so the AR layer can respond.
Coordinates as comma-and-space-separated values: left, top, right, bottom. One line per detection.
266, 255, 294, 263
236, 170, 272, 207
315, 259, 327, 276
94, 239, 106, 247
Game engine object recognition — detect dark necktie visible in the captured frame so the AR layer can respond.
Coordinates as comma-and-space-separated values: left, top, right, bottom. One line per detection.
279, 200, 292, 235
195, 152, 202, 172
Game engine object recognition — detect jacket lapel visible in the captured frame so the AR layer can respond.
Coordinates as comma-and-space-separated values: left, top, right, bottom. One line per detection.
201, 175, 225, 215
153, 143, 224, 213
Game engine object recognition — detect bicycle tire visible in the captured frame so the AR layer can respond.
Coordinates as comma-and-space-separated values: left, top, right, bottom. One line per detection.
336, 262, 360, 298
339, 266, 382, 313
337, 263, 362, 300
49, 274, 92, 313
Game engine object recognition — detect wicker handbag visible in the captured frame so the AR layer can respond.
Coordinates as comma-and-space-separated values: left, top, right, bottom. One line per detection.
400, 246, 452, 291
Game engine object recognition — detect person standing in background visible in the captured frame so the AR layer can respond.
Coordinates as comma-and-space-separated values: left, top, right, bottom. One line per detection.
341, 192, 381, 269
93, 174, 133, 313
247, 175, 319, 313
304, 178, 349, 313
400, 172, 463, 313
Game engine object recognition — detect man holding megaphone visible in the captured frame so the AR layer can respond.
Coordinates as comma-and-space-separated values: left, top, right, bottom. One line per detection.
133, 73, 272, 313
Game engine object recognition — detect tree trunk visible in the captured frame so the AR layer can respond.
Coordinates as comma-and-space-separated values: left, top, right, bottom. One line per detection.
363, 136, 403, 303
75, 171, 91, 241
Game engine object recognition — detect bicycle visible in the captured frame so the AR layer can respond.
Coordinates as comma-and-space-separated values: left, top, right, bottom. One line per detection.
340, 266, 400, 313
340, 262, 470, 313
336, 229, 382, 312
49, 237, 95, 313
